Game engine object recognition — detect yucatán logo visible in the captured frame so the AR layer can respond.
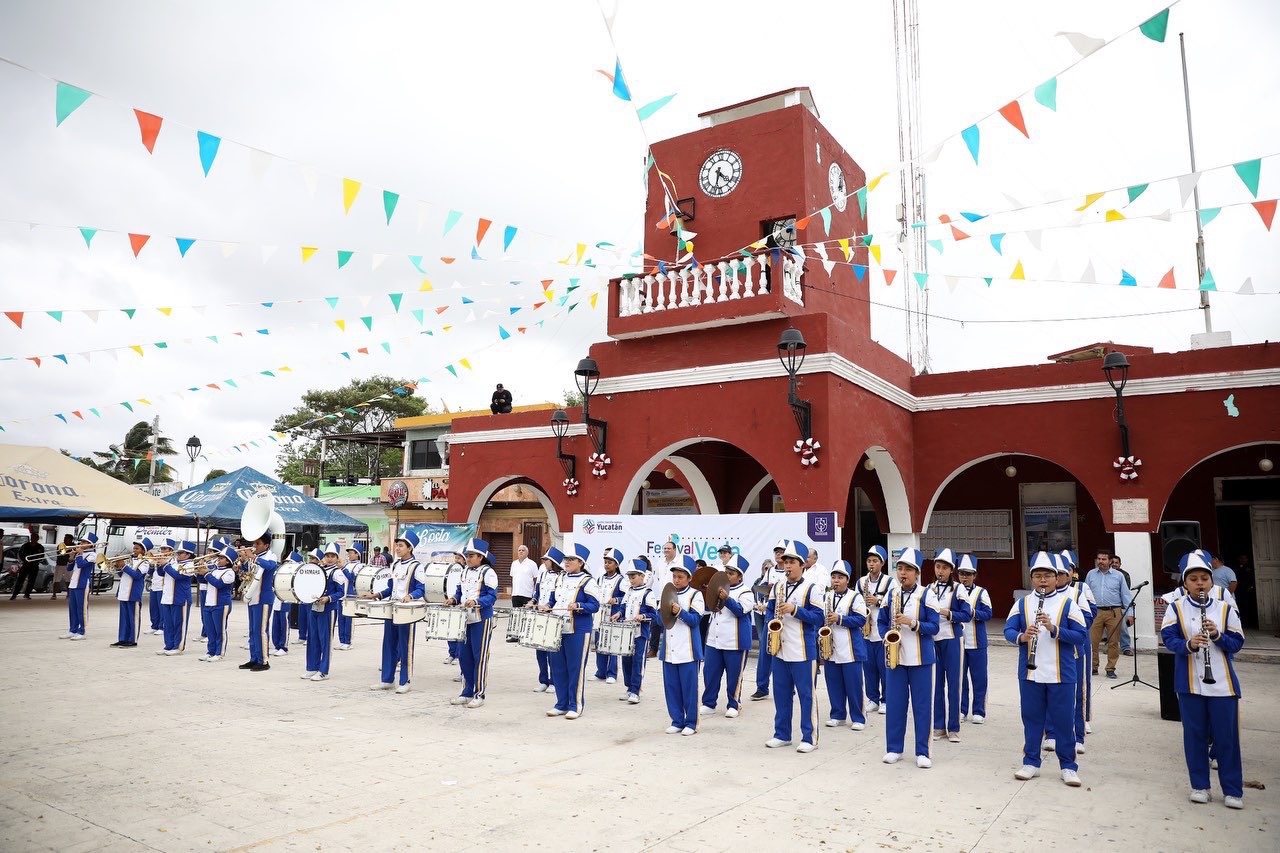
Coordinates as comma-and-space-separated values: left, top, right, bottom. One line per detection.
581, 518, 622, 534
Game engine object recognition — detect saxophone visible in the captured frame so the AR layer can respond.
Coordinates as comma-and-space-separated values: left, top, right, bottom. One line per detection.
884, 586, 902, 669
861, 576, 874, 638
817, 591, 834, 661
766, 580, 784, 656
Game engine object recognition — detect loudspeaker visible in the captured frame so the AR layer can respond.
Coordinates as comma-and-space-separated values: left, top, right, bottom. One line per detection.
1158, 520, 1201, 576
299, 525, 320, 552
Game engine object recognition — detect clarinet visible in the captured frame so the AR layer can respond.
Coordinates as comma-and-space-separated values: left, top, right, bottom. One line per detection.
1198, 591, 1216, 685
1025, 591, 1047, 671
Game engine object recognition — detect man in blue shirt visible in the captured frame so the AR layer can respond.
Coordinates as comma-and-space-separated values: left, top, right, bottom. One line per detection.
1209, 553, 1238, 598
1084, 549, 1131, 679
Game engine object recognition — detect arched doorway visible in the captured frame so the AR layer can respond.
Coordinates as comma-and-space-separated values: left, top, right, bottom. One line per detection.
617, 438, 779, 517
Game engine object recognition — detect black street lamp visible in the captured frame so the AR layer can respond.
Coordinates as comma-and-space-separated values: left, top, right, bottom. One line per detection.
777, 327, 812, 440
185, 435, 202, 487
550, 409, 576, 482
574, 356, 608, 455
1102, 351, 1132, 457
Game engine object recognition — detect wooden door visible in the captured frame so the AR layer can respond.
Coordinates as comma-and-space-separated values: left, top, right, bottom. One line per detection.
1251, 504, 1280, 630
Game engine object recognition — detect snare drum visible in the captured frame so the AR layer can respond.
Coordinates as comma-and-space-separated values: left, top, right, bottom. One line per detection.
340, 596, 363, 619
425, 605, 472, 641
393, 600, 428, 625
354, 564, 393, 598
597, 620, 641, 656
506, 607, 531, 641
416, 561, 452, 603
365, 599, 396, 620
273, 562, 327, 605
354, 598, 374, 617
520, 611, 568, 652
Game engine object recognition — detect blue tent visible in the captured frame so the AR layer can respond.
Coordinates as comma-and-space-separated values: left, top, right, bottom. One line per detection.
127, 466, 367, 533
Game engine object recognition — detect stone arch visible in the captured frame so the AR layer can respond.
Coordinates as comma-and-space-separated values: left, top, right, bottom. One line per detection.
617, 437, 778, 516
862, 445, 912, 534
466, 475, 561, 533
921, 451, 1102, 533
740, 474, 773, 513
1156, 440, 1278, 523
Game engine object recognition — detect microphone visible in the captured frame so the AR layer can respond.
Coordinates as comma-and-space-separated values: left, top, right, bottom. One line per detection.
1131, 580, 1150, 592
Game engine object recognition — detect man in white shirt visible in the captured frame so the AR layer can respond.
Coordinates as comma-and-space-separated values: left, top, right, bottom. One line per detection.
509, 545, 538, 643
803, 547, 830, 599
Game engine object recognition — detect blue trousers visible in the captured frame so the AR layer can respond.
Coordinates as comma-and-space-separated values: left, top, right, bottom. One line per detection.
306, 607, 335, 674
594, 650, 619, 680
885, 663, 933, 757
296, 604, 309, 641
825, 660, 866, 723
1019, 680, 1077, 770
1077, 643, 1092, 739
933, 637, 962, 732
447, 639, 460, 660
772, 658, 818, 745
754, 614, 774, 693
148, 590, 163, 630
202, 604, 229, 657
863, 640, 886, 705
67, 585, 89, 635
1178, 693, 1242, 797
536, 649, 553, 686
117, 600, 141, 644
247, 603, 269, 664
960, 646, 988, 718
271, 604, 291, 651
162, 602, 191, 652
550, 629, 591, 713
702, 646, 748, 710
459, 618, 494, 699
664, 660, 701, 730
622, 637, 648, 695
380, 621, 415, 685
337, 612, 353, 645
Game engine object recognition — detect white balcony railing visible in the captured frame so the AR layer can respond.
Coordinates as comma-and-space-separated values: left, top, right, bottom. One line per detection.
617, 249, 804, 317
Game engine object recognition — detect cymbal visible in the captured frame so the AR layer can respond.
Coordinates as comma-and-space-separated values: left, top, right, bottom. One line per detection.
704, 571, 731, 612
660, 582, 679, 630
690, 566, 717, 592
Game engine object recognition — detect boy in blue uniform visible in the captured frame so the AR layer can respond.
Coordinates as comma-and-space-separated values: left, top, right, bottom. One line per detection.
111, 538, 149, 648
750, 543, 789, 701
545, 543, 599, 719
366, 531, 424, 694
447, 538, 499, 708
145, 539, 164, 636
765, 540, 825, 753
823, 560, 869, 730
593, 547, 626, 684
530, 548, 562, 693
859, 545, 893, 715
701, 556, 754, 718
240, 532, 279, 672
956, 555, 992, 724
616, 557, 659, 704
1005, 551, 1089, 787
880, 547, 939, 768
197, 545, 237, 662
301, 543, 345, 682
661, 555, 704, 735
159, 541, 195, 656
62, 533, 97, 640
1161, 552, 1246, 809
336, 544, 363, 650
1045, 553, 1095, 754
927, 548, 972, 743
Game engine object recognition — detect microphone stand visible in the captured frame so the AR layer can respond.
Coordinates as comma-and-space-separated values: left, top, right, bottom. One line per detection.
1111, 581, 1156, 690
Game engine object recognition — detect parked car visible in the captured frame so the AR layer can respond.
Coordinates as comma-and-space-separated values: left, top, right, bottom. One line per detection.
1, 545, 56, 593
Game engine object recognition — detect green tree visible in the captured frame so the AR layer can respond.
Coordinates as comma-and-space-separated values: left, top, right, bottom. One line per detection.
559, 389, 584, 409
272, 375, 428, 488
90, 421, 178, 484
204, 469, 228, 482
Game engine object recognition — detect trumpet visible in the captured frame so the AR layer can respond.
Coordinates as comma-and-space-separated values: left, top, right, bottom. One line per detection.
884, 587, 902, 670
817, 590, 834, 661
95, 552, 134, 567
1198, 591, 1217, 685
766, 580, 784, 657
1026, 590, 1047, 671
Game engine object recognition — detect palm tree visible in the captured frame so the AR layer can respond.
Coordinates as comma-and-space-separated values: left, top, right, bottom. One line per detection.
92, 421, 178, 484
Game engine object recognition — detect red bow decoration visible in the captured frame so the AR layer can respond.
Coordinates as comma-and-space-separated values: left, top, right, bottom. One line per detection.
793, 437, 821, 467
589, 452, 612, 479
563, 477, 580, 496
1113, 455, 1142, 481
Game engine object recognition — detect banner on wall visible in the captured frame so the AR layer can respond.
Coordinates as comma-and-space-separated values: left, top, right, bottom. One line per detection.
568, 511, 840, 589
641, 488, 696, 515
397, 521, 477, 564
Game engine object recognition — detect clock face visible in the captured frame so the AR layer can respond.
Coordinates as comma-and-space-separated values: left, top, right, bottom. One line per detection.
828, 162, 847, 212
699, 149, 743, 198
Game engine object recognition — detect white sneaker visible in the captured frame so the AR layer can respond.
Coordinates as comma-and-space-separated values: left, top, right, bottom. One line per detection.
164, 649, 182, 656
269, 649, 281, 657
310, 673, 328, 682
865, 700, 879, 713
725, 708, 739, 719
765, 738, 792, 749
1189, 789, 1210, 804
932, 728, 945, 741
971, 715, 985, 725
1224, 795, 1243, 810
824, 719, 840, 728
605, 677, 616, 684
1062, 769, 1081, 787
466, 698, 484, 709
665, 725, 682, 734
796, 742, 815, 753
371, 682, 393, 690
449, 696, 469, 705
1015, 765, 1040, 781
877, 704, 887, 715
443, 656, 455, 664
565, 710, 579, 720
69, 634, 85, 641
916, 755, 932, 769
1085, 721, 1092, 734
394, 684, 411, 695
850, 721, 865, 731
155, 649, 168, 655
197, 654, 210, 662
947, 731, 961, 743
534, 684, 550, 693
618, 693, 630, 701
882, 752, 901, 764
452, 674, 463, 683
546, 708, 566, 717
1075, 742, 1086, 755
701, 705, 716, 715
59, 632, 74, 639
627, 693, 640, 705
1043, 738, 1056, 752
207, 655, 221, 662
681, 727, 696, 736
301, 671, 318, 679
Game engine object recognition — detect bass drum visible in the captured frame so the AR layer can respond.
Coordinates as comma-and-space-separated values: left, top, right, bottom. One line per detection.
417, 561, 453, 603
273, 562, 326, 605
354, 564, 393, 597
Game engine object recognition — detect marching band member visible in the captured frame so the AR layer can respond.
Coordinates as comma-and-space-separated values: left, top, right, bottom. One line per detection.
301, 543, 345, 682
824, 560, 869, 730
765, 539, 824, 753
617, 558, 658, 704
145, 540, 165, 636
880, 548, 939, 768
750, 543, 789, 702
367, 531, 424, 694
446, 538, 499, 708
292, 548, 324, 648
335, 543, 363, 650
1160, 552, 1246, 809
530, 548, 562, 693
159, 541, 195, 656
61, 533, 96, 640
1046, 553, 1095, 754
239, 530, 280, 672
661, 555, 704, 736
148, 539, 174, 645
928, 548, 972, 743
701, 556, 754, 719
110, 538, 149, 648
197, 544, 237, 662
444, 548, 465, 665
1005, 551, 1088, 788
647, 540, 681, 659
593, 547, 626, 684
860, 545, 892, 715
957, 555, 992, 724
545, 543, 599, 719
267, 548, 303, 657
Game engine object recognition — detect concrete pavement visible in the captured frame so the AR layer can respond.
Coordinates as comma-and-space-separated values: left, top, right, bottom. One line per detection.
0, 594, 1274, 852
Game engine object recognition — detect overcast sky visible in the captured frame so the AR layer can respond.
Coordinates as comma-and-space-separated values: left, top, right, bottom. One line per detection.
0, 0, 1276, 481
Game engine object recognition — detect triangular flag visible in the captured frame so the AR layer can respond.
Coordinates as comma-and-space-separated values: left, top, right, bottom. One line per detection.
990, 233, 1005, 255
249, 148, 272, 180
1252, 199, 1277, 230
852, 265, 867, 283
590, 293, 599, 309
1120, 270, 1137, 287
636, 93, 676, 121
371, 253, 388, 270
419, 277, 433, 292
998, 101, 1029, 137
868, 244, 881, 265
945, 275, 960, 293
46, 311, 63, 322
913, 272, 929, 289
337, 250, 354, 268
411, 309, 424, 325
356, 347, 369, 356
4, 312, 23, 329
1010, 260, 1025, 280
1057, 31, 1104, 57
927, 240, 944, 254
196, 131, 221, 176
299, 165, 318, 197
1199, 208, 1221, 227
883, 269, 897, 286
82, 310, 99, 323
1233, 159, 1261, 197
130, 345, 144, 356
960, 211, 987, 223
1034, 78, 1057, 111
1076, 193, 1104, 211
342, 178, 362, 213
361, 316, 373, 331
610, 58, 631, 101
503, 225, 517, 252
498, 326, 511, 340
156, 307, 172, 316
128, 233, 150, 257
381, 342, 391, 354
1199, 269, 1217, 291
389, 293, 403, 312
459, 358, 472, 370
175, 237, 195, 257
1139, 8, 1170, 43
301, 246, 318, 263
445, 364, 457, 377
856, 188, 868, 217
960, 125, 980, 163
1105, 210, 1125, 222
54, 82, 92, 126
949, 226, 971, 242
122, 308, 136, 319
1126, 184, 1149, 203
443, 210, 463, 235
1157, 268, 1176, 289
261, 245, 277, 264
837, 238, 851, 261
335, 319, 346, 331
133, 109, 163, 153
1178, 173, 1201, 206
476, 218, 492, 246
408, 255, 426, 273
325, 296, 339, 309
79, 227, 97, 248
382, 190, 399, 224
1238, 277, 1254, 295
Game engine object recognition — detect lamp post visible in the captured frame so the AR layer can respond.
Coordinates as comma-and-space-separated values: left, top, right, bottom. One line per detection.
777, 327, 812, 440
574, 356, 608, 455
185, 435, 202, 488
550, 409, 576, 482
1102, 351, 1131, 458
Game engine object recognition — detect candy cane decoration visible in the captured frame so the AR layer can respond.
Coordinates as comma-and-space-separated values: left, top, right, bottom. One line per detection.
589, 452, 612, 479
1113, 455, 1142, 481
793, 437, 821, 467
563, 477, 580, 496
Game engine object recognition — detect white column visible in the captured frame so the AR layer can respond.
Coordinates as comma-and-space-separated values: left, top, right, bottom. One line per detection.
886, 533, 921, 559
1113, 531, 1156, 649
